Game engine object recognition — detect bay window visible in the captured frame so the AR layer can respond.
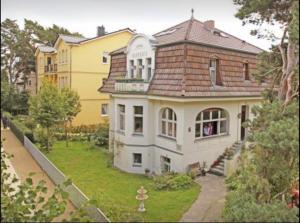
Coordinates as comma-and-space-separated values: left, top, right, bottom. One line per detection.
195, 108, 228, 139
161, 108, 177, 138
118, 104, 125, 132
133, 106, 143, 133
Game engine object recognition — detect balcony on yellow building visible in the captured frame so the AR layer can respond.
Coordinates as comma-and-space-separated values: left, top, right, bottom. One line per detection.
44, 64, 57, 73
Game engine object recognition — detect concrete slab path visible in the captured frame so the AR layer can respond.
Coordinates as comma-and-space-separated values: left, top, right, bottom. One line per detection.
1, 129, 76, 222
180, 173, 227, 222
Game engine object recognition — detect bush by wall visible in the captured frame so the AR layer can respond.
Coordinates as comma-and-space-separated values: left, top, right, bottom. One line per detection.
154, 172, 193, 190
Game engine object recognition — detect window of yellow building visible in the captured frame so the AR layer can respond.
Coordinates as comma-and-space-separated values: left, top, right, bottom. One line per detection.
62, 50, 65, 63
102, 52, 109, 64
65, 49, 68, 63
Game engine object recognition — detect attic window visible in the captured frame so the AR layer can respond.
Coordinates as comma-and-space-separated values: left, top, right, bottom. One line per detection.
213, 30, 228, 38
102, 52, 109, 64
156, 28, 178, 37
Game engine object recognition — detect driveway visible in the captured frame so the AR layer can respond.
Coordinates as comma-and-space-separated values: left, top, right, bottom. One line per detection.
1, 128, 76, 222
180, 173, 227, 222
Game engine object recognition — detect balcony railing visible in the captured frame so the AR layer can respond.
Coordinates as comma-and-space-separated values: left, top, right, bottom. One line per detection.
115, 78, 150, 92
44, 64, 57, 73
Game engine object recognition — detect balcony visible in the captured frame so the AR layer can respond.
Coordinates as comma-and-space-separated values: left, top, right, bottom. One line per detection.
44, 64, 57, 73
115, 79, 150, 92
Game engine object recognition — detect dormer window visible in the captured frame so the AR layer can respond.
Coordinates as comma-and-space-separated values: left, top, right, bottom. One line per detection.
126, 34, 156, 81
243, 63, 250, 80
129, 60, 135, 78
209, 58, 222, 86
146, 58, 152, 81
137, 59, 143, 79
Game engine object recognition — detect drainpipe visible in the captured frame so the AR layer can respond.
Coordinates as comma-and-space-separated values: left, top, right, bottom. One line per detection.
70, 46, 72, 88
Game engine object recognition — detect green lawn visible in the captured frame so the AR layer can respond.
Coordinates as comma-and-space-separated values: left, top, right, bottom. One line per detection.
45, 141, 200, 222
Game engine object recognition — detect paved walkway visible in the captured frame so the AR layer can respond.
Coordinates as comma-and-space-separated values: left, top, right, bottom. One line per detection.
1, 128, 76, 222
180, 173, 227, 222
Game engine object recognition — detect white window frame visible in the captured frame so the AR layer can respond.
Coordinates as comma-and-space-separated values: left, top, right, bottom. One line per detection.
243, 63, 250, 80
133, 153, 142, 167
101, 104, 108, 116
133, 106, 143, 134
146, 58, 152, 81
161, 108, 177, 139
102, 52, 109, 64
136, 59, 143, 79
195, 108, 228, 139
129, 60, 135, 78
209, 59, 217, 85
161, 156, 171, 173
118, 104, 125, 132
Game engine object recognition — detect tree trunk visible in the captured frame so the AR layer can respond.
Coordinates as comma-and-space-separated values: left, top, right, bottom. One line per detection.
65, 121, 69, 147
278, 32, 299, 105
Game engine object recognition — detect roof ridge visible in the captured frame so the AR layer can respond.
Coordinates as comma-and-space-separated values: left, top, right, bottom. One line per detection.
153, 19, 192, 36
184, 17, 194, 40
78, 28, 135, 43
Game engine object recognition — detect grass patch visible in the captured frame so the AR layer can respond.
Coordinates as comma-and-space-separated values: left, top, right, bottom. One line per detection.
45, 141, 200, 222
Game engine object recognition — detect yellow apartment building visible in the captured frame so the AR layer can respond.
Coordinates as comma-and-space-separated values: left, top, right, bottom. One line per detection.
35, 27, 134, 125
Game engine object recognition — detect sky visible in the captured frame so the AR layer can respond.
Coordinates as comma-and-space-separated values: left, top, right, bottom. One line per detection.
1, 0, 283, 51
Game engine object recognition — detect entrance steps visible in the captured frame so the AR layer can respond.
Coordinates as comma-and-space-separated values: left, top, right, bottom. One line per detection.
208, 141, 244, 176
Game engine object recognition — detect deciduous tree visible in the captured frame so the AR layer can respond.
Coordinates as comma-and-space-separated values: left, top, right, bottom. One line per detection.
29, 81, 63, 151
60, 87, 81, 147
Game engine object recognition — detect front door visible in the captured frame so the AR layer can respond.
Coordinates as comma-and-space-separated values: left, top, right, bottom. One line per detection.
240, 105, 248, 141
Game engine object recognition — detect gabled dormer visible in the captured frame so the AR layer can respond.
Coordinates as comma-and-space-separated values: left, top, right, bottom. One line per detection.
114, 34, 157, 92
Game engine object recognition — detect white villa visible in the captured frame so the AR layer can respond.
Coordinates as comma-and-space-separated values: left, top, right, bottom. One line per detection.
99, 16, 266, 175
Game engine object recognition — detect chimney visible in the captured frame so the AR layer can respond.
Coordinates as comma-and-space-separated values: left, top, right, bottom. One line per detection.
204, 20, 215, 30
97, 25, 105, 37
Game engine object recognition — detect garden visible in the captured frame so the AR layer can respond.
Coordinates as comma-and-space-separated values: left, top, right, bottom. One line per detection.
45, 141, 200, 222
3, 111, 200, 222
2, 82, 200, 222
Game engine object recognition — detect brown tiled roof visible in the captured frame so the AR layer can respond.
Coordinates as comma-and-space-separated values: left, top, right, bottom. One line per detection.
99, 53, 127, 93
154, 18, 263, 54
100, 18, 267, 98
110, 46, 127, 55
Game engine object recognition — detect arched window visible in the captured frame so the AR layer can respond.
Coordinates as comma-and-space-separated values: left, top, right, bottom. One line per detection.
161, 108, 177, 138
195, 108, 228, 139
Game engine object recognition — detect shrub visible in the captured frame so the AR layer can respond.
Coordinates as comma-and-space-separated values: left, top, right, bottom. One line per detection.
91, 122, 109, 147
187, 170, 197, 180
2, 111, 13, 120
223, 191, 299, 222
168, 175, 193, 190
11, 118, 35, 142
154, 173, 193, 190
35, 128, 54, 152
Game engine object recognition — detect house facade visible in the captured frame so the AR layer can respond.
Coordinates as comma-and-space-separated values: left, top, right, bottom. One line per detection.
25, 72, 37, 95
35, 27, 134, 125
100, 17, 267, 174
